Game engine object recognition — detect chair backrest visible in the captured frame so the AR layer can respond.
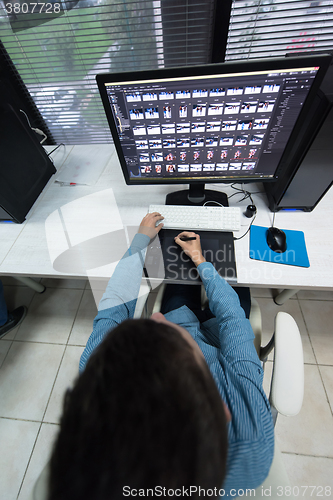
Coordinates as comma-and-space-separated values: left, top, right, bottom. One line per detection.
249, 297, 262, 355
249, 305, 304, 500
269, 312, 304, 417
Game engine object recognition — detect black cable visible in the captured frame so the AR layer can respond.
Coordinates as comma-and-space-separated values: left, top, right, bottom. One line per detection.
233, 213, 257, 241
228, 183, 255, 204
228, 183, 261, 240
47, 143, 65, 156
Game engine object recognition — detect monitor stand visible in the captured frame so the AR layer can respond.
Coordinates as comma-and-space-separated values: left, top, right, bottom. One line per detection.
166, 183, 228, 207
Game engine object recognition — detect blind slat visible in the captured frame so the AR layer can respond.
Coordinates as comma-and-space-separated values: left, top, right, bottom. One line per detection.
0, 0, 214, 144
225, 0, 333, 61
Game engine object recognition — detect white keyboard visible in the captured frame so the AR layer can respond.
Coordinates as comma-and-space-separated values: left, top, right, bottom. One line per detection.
149, 204, 241, 232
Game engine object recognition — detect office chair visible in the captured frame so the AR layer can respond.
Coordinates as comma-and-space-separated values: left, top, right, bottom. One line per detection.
28, 284, 304, 500
245, 294, 304, 499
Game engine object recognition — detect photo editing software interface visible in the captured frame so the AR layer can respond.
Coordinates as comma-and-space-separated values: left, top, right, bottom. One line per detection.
103, 66, 320, 181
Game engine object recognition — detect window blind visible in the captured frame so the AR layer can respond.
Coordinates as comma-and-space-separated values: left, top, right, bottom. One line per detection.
225, 0, 333, 61
0, 0, 215, 144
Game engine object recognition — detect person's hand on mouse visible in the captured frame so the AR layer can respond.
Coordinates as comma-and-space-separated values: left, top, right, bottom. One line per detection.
138, 212, 164, 239
175, 231, 206, 267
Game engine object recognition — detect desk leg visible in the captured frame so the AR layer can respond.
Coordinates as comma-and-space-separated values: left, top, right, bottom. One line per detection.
15, 277, 46, 293
274, 289, 299, 305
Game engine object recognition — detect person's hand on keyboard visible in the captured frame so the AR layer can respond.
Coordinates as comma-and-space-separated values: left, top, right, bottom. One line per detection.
138, 212, 164, 239
174, 231, 206, 267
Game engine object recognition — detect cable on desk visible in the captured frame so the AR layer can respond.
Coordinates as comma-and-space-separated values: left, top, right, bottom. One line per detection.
229, 183, 252, 204
203, 183, 260, 207
20, 109, 47, 144
234, 212, 257, 241
47, 143, 65, 156
203, 200, 224, 207
228, 183, 261, 241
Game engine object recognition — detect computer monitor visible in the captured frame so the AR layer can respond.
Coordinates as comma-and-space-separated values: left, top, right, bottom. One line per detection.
96, 54, 331, 206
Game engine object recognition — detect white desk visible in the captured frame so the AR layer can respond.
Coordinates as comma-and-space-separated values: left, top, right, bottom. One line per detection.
1, 145, 332, 298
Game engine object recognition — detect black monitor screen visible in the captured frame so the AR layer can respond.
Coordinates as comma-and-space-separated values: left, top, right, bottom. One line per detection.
96, 55, 331, 185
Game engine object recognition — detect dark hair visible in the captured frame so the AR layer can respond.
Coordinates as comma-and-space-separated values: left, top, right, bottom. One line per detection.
49, 319, 228, 500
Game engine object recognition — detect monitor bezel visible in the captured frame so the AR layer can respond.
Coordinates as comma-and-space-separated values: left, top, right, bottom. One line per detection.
96, 54, 332, 186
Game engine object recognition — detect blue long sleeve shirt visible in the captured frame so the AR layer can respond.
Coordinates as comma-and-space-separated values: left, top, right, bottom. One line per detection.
80, 233, 274, 495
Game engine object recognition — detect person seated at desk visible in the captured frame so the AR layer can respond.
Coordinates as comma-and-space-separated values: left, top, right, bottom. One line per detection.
0, 279, 27, 339
48, 213, 274, 499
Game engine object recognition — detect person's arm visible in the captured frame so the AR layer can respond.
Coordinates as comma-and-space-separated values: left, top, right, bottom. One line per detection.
80, 213, 164, 371
197, 262, 256, 360
175, 233, 274, 493
96, 232, 150, 316
174, 232, 258, 364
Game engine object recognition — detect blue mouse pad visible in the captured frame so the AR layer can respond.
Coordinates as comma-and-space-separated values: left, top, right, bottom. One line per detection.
249, 225, 310, 267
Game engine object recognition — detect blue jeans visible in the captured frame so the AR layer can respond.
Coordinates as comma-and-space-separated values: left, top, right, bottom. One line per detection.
0, 280, 8, 326
161, 284, 251, 322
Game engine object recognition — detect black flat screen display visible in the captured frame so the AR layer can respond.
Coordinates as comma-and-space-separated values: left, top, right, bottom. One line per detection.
96, 55, 331, 185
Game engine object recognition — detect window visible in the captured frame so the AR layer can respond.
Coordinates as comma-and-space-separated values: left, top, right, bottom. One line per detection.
0, 0, 215, 143
1, 0, 332, 144
225, 0, 333, 60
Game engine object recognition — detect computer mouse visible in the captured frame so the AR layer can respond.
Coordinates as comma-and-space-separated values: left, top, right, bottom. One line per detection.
266, 226, 287, 253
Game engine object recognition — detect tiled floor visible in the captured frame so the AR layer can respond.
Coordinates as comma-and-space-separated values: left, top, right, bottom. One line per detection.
0, 278, 333, 499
